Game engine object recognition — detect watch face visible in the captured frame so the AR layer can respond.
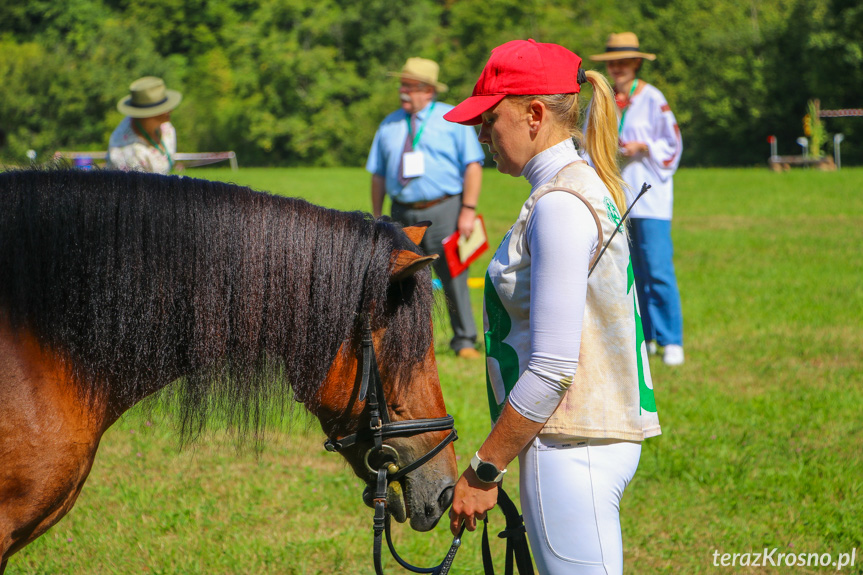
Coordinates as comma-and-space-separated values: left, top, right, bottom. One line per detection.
476, 461, 499, 483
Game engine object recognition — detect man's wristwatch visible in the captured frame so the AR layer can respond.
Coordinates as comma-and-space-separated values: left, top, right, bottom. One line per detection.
470, 452, 507, 484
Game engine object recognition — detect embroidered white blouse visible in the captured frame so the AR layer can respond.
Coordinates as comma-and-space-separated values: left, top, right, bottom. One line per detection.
106, 117, 176, 175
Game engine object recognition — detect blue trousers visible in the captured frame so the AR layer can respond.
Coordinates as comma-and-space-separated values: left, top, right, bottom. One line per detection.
628, 218, 683, 347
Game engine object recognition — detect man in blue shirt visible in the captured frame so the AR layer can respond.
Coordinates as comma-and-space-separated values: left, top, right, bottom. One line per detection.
367, 57, 485, 358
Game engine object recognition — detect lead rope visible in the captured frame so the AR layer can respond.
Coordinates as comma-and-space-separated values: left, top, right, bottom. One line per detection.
373, 466, 390, 575
481, 486, 534, 575
383, 517, 465, 575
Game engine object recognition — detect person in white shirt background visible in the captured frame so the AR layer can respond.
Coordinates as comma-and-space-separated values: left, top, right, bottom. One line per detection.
107, 76, 181, 175
590, 32, 685, 366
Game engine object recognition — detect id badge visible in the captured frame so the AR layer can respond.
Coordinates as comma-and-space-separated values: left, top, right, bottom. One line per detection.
402, 150, 425, 178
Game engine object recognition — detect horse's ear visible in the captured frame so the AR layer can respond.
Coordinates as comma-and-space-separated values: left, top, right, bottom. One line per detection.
402, 221, 432, 246
390, 250, 438, 282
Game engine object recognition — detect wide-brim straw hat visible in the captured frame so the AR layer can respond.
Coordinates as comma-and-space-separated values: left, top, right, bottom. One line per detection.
387, 57, 449, 93
589, 32, 656, 61
117, 76, 183, 118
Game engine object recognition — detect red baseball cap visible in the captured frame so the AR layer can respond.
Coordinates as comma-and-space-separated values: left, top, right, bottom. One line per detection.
444, 39, 583, 126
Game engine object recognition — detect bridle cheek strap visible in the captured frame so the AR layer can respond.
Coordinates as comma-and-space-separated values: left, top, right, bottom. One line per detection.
324, 314, 461, 574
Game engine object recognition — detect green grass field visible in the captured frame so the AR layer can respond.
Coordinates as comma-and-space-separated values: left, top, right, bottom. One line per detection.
8, 167, 863, 574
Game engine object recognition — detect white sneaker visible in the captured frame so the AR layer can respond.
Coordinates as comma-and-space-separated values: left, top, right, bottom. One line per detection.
662, 345, 684, 366
647, 340, 658, 356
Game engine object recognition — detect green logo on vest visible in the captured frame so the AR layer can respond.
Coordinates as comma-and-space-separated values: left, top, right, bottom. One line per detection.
604, 196, 622, 228
484, 271, 520, 422
630, 258, 656, 413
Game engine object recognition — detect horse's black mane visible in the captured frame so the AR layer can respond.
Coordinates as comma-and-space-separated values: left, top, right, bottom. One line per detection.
0, 169, 433, 438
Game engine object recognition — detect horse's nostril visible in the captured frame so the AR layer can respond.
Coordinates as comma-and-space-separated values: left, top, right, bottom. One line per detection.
438, 485, 454, 510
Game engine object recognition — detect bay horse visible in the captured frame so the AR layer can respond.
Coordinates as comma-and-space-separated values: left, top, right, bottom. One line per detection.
0, 169, 458, 572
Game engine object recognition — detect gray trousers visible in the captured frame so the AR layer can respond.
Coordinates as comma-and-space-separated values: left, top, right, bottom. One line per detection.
391, 194, 477, 352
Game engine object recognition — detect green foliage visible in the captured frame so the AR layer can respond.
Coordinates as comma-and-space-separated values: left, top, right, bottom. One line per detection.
0, 0, 861, 166
807, 99, 827, 157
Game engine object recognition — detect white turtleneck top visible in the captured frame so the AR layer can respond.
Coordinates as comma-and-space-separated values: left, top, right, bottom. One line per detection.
505, 139, 600, 422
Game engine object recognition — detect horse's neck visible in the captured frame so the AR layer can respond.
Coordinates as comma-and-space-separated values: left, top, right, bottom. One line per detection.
0, 319, 116, 436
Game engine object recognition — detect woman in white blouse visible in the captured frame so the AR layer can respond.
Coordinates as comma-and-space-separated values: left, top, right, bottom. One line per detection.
591, 32, 685, 366
107, 76, 181, 175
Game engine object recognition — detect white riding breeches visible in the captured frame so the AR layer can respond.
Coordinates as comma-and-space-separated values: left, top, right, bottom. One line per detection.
518, 436, 642, 575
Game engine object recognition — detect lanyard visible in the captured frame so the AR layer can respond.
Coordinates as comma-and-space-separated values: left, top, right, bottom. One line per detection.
407, 101, 436, 148
134, 119, 174, 171
618, 79, 638, 133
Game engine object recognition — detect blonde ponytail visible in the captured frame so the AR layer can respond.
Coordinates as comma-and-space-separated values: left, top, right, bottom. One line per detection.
511, 72, 626, 214
581, 70, 627, 214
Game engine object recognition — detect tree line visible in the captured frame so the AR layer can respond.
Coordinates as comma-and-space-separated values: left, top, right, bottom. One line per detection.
1, 0, 860, 168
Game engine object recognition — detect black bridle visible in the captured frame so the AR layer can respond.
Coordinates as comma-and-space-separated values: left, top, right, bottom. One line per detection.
323, 314, 462, 575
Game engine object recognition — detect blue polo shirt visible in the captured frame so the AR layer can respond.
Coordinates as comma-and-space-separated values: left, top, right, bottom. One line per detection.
366, 101, 485, 204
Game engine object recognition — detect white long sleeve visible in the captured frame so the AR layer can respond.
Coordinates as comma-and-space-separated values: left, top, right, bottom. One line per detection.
507, 186, 598, 422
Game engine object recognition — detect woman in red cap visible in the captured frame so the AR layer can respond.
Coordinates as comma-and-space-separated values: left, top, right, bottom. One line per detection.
444, 40, 660, 575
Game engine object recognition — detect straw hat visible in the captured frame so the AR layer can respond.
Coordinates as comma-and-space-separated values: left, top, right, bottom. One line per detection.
589, 32, 656, 62
116, 76, 183, 118
387, 58, 449, 93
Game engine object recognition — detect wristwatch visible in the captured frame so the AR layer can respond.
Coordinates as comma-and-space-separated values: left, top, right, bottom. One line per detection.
470, 452, 507, 484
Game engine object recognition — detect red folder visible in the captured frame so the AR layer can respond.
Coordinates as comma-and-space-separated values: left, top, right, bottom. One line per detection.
441, 214, 489, 277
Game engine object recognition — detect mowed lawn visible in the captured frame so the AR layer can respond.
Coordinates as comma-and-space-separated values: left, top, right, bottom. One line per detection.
8, 167, 862, 574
